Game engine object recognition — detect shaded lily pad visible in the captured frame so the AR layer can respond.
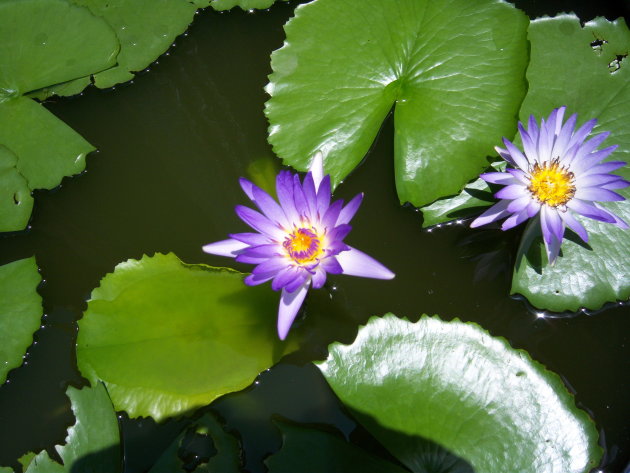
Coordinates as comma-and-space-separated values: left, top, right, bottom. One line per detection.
0, 145, 34, 232
71, 0, 197, 89
16, 383, 120, 473
420, 161, 507, 227
77, 253, 297, 421
265, 421, 409, 473
265, 0, 529, 207
317, 314, 602, 473
149, 413, 241, 472
511, 15, 630, 311
0, 257, 42, 385
0, 97, 93, 190
0, 0, 118, 98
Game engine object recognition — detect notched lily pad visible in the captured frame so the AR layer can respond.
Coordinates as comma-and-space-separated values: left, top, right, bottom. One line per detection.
0, 97, 93, 190
317, 314, 602, 473
0, 0, 119, 97
0, 257, 42, 385
511, 14, 630, 311
17, 383, 120, 473
204, 0, 287, 11
71, 0, 197, 89
148, 412, 241, 472
77, 253, 298, 421
265, 0, 528, 207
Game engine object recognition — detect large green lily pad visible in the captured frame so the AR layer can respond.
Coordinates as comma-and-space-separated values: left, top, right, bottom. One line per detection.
317, 314, 602, 473
77, 253, 297, 421
0, 257, 42, 385
265, 0, 529, 207
0, 0, 118, 98
511, 15, 630, 311
71, 0, 197, 89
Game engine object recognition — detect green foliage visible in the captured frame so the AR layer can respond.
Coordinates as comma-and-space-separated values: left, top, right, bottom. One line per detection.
19, 384, 120, 473
204, 0, 287, 10
0, 145, 33, 232
149, 413, 241, 472
0, 257, 42, 384
70, 0, 197, 89
266, 421, 410, 473
0, 0, 120, 231
317, 314, 602, 473
511, 15, 630, 311
265, 0, 529, 207
77, 253, 297, 421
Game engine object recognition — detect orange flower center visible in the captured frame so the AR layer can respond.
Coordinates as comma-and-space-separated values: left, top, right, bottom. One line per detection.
283, 228, 323, 264
528, 159, 575, 207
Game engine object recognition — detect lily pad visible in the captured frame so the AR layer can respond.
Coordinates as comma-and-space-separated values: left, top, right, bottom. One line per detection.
0, 97, 93, 190
18, 383, 120, 473
70, 0, 197, 89
205, 0, 287, 11
77, 253, 297, 421
149, 413, 241, 473
0, 0, 118, 98
265, 0, 529, 207
0, 145, 34, 232
265, 421, 409, 473
0, 257, 42, 385
511, 15, 630, 311
317, 314, 602, 473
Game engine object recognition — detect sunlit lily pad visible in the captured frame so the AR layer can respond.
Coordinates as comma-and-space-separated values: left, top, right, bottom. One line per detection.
0, 257, 42, 385
317, 314, 602, 473
71, 0, 197, 89
265, 0, 528, 207
149, 413, 241, 472
77, 253, 297, 421
511, 15, 630, 311
0, 0, 118, 97
265, 421, 409, 473
17, 383, 120, 473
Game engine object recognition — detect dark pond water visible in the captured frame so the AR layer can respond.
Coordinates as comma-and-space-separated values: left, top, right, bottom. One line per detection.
1, 1, 629, 472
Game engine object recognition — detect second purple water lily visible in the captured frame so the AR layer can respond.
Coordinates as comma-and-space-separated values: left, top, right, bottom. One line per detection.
203, 152, 394, 340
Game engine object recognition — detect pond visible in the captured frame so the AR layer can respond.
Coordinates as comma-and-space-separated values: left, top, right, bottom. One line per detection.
0, 0, 628, 472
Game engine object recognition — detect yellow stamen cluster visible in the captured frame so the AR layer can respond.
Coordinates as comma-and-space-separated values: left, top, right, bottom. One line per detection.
528, 159, 575, 207
283, 227, 323, 264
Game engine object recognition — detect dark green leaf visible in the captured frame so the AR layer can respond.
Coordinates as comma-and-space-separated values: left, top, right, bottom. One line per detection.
206, 0, 287, 11
0, 0, 118, 97
265, 421, 409, 473
77, 253, 297, 421
0, 257, 42, 385
0, 145, 33, 232
0, 97, 93, 190
265, 0, 528, 206
317, 314, 602, 473
511, 15, 630, 311
149, 413, 241, 473
71, 0, 197, 89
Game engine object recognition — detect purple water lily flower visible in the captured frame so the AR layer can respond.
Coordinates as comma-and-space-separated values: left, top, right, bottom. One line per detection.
203, 152, 394, 339
471, 106, 629, 264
